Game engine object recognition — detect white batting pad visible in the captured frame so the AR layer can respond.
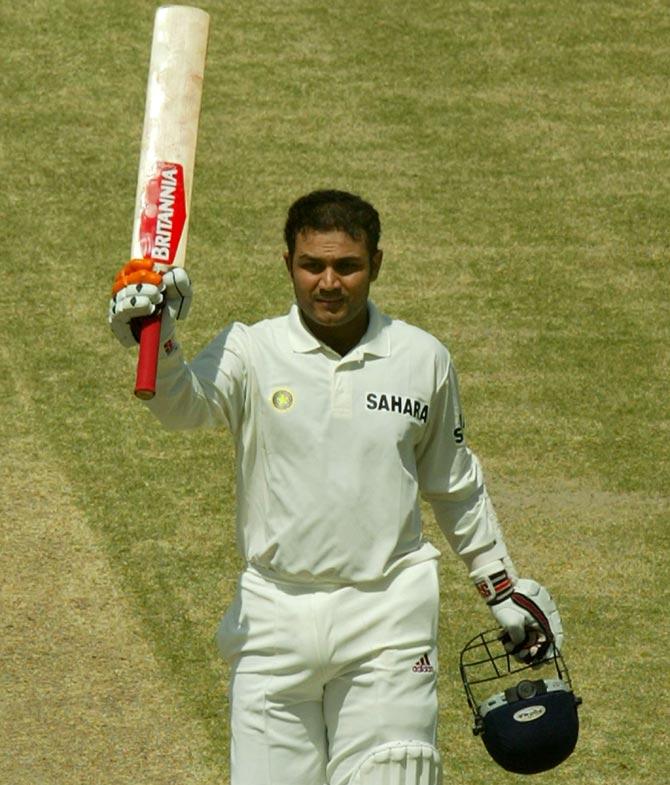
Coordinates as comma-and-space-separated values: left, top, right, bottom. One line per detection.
349, 741, 442, 785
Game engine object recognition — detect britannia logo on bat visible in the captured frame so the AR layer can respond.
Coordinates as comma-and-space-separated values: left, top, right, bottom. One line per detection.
139, 162, 187, 264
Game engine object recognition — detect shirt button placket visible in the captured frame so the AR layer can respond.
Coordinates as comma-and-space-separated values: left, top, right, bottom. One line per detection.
332, 364, 353, 419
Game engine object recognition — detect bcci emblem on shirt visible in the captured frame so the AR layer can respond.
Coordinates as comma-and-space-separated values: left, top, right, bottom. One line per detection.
271, 389, 294, 412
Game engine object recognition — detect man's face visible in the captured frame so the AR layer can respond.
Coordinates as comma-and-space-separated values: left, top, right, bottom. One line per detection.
284, 229, 382, 332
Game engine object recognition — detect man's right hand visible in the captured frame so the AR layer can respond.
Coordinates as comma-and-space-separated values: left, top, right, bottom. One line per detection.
108, 260, 192, 348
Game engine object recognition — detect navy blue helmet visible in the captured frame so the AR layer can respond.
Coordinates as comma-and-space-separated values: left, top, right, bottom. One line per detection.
460, 627, 582, 775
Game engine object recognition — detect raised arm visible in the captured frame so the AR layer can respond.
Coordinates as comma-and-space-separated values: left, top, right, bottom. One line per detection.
109, 262, 247, 433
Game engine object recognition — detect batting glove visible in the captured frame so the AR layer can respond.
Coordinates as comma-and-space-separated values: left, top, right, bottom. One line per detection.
471, 561, 564, 664
108, 260, 192, 348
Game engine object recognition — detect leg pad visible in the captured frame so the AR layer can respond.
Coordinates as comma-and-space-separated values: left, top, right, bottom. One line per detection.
349, 741, 442, 785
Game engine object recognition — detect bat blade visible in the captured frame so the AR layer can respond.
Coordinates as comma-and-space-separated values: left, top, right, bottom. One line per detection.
131, 5, 209, 400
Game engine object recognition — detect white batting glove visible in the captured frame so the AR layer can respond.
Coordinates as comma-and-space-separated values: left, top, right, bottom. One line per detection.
158, 267, 193, 338
109, 263, 192, 349
471, 561, 564, 664
109, 281, 164, 347
491, 579, 564, 663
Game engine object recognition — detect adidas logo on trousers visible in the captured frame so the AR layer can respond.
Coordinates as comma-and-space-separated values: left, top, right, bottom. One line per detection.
412, 654, 434, 673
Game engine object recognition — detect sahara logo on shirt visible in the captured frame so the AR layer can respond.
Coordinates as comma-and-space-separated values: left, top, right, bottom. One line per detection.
366, 392, 429, 423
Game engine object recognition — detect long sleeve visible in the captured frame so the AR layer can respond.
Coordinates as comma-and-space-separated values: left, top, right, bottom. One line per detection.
144, 323, 248, 435
417, 361, 509, 572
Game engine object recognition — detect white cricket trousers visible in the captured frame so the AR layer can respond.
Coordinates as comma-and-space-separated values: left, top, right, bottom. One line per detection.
216, 558, 440, 785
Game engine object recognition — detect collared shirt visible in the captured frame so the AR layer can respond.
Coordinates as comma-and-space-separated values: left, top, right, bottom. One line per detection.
147, 302, 504, 583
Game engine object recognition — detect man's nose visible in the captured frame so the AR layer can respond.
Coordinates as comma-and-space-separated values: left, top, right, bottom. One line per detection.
320, 267, 340, 289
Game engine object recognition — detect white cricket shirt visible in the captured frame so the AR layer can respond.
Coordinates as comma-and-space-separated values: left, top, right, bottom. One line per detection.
146, 302, 506, 583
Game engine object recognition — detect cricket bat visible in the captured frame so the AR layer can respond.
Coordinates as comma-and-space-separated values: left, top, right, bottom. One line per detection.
131, 5, 210, 400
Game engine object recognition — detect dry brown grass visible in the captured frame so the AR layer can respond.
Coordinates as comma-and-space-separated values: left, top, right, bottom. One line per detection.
0, 359, 219, 785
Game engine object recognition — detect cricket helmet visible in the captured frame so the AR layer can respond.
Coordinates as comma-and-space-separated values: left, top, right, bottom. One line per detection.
460, 627, 582, 775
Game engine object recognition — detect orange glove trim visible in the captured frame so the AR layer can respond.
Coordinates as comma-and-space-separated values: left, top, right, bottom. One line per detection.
112, 259, 163, 295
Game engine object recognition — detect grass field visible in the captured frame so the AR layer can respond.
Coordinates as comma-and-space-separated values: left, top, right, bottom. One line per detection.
2, 1, 668, 783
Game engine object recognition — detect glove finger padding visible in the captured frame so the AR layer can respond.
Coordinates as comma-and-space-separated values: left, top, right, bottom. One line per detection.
490, 579, 564, 664
108, 261, 192, 349
109, 281, 165, 347
113, 283, 164, 314
109, 259, 166, 348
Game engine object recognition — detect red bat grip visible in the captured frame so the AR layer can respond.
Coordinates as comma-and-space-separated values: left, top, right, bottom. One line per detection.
134, 311, 163, 400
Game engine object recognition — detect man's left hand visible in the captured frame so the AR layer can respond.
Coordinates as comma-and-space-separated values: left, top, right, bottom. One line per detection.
489, 579, 564, 664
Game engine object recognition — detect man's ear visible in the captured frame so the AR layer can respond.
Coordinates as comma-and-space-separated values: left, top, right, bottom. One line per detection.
283, 250, 293, 277
370, 249, 383, 282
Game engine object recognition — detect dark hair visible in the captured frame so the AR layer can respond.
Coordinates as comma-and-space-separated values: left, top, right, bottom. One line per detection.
284, 190, 381, 259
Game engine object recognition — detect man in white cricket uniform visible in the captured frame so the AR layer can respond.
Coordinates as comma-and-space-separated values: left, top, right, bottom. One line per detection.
109, 190, 564, 785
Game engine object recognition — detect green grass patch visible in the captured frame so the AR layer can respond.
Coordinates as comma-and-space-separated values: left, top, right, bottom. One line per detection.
3, 1, 668, 782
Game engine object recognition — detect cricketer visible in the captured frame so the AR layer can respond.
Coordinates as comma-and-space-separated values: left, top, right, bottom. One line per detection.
109, 190, 564, 785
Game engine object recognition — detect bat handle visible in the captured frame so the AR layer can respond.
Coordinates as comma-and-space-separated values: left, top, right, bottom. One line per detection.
134, 311, 163, 400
